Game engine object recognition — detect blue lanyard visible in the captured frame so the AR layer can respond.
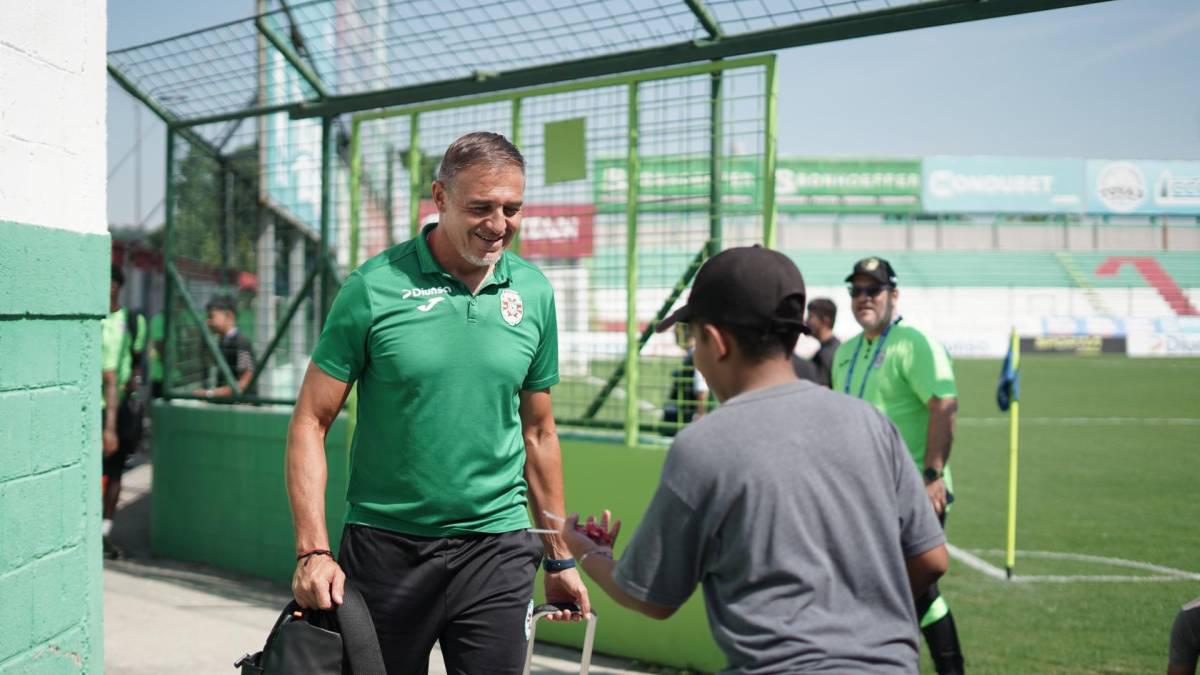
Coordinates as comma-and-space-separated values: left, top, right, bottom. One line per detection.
843, 318, 901, 399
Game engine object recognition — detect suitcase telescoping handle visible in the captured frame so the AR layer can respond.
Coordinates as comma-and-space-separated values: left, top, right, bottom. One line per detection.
522, 602, 597, 675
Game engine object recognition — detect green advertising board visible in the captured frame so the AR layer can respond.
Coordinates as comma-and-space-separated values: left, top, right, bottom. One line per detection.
593, 156, 762, 213
593, 157, 922, 213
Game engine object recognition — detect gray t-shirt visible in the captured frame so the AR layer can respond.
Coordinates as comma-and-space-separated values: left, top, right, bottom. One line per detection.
614, 380, 944, 674
1170, 597, 1200, 668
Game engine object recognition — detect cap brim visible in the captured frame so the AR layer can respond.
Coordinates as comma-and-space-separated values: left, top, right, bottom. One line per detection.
655, 304, 695, 333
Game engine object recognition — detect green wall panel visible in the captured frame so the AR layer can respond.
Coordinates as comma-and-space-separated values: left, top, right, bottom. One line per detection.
150, 403, 350, 582
150, 406, 726, 671
0, 220, 106, 673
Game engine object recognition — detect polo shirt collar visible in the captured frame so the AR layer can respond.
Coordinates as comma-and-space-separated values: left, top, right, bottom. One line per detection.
416, 222, 512, 286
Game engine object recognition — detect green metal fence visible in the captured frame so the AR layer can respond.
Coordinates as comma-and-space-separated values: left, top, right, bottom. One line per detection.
348, 56, 774, 444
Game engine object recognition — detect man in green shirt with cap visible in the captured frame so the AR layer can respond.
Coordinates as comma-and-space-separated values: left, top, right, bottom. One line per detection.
832, 256, 965, 675
286, 132, 588, 674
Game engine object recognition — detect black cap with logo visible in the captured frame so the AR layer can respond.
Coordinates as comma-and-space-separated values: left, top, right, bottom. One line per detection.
844, 256, 898, 287
656, 245, 809, 335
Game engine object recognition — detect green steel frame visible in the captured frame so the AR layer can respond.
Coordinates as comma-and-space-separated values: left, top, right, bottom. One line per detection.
288, 0, 1107, 120
117, 0, 1107, 411
346, 56, 775, 443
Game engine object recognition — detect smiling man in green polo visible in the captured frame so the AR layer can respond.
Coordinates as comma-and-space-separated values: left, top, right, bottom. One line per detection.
832, 256, 965, 675
286, 132, 588, 674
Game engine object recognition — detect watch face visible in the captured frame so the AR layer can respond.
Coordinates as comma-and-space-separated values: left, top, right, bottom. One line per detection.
924, 468, 941, 481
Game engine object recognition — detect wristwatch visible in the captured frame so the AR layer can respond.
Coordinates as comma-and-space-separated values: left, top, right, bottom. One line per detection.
923, 467, 942, 482
542, 557, 576, 572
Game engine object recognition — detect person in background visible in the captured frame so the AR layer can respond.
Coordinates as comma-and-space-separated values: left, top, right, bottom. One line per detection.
148, 313, 164, 398
833, 256, 965, 675
100, 265, 146, 559
806, 297, 840, 387
194, 295, 254, 398
662, 323, 710, 434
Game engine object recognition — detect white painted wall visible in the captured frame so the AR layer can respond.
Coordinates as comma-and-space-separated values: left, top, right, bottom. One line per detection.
0, 0, 107, 234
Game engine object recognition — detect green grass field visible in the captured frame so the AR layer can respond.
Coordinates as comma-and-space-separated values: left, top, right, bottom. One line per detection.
927, 355, 1200, 674
562, 354, 1200, 673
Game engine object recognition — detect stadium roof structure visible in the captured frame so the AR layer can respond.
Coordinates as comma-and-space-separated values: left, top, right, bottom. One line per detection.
110, 0, 1108, 134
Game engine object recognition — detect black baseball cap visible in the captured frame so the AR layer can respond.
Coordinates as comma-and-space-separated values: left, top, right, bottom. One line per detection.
844, 256, 898, 287
657, 245, 809, 335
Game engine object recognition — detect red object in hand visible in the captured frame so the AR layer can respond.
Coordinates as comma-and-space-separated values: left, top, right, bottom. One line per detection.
575, 521, 613, 546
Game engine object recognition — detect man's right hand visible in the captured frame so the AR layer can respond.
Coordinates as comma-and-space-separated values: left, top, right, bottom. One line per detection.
292, 554, 346, 610
102, 428, 119, 456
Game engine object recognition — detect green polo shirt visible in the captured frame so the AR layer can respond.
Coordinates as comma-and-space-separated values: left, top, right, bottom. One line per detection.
312, 224, 560, 537
832, 321, 957, 492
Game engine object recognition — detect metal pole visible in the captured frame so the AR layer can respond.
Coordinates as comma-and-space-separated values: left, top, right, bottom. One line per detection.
222, 164, 234, 287
348, 118, 362, 270
624, 82, 640, 447
320, 116, 334, 324
709, 67, 723, 255
385, 143, 396, 247
162, 128, 177, 398
135, 103, 142, 229
762, 56, 778, 249
510, 97, 523, 256
408, 114, 421, 240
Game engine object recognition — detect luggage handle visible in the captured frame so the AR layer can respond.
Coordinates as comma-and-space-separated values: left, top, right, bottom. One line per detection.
522, 603, 597, 675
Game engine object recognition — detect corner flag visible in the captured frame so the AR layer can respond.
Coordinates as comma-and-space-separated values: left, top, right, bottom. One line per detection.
996, 332, 1020, 412
999, 329, 1021, 579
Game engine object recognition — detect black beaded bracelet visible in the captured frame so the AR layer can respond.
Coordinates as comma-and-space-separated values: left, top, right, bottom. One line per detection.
542, 557, 576, 572
297, 549, 333, 563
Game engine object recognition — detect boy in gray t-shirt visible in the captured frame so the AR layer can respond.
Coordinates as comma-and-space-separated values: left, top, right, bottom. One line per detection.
560, 247, 948, 674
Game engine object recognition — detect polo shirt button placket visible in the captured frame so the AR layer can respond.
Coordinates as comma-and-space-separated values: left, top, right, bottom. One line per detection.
467, 297, 479, 323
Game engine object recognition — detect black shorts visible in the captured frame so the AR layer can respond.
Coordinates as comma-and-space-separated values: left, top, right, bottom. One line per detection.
339, 524, 543, 675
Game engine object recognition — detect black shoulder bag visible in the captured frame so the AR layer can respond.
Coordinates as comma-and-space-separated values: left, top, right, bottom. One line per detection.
235, 580, 386, 675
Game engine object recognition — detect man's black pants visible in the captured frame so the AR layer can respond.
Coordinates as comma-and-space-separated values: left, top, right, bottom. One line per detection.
339, 524, 543, 675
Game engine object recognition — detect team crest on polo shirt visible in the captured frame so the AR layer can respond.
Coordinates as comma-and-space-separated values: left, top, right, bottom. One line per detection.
501, 289, 524, 326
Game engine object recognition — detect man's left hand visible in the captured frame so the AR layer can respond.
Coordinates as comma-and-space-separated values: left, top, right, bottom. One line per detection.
543, 566, 590, 622
925, 477, 948, 515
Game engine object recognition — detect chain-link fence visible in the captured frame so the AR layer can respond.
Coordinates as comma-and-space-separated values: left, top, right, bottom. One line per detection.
350, 57, 773, 440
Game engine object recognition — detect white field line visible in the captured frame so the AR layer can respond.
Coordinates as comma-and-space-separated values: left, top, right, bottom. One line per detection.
947, 544, 1200, 584
958, 417, 1200, 426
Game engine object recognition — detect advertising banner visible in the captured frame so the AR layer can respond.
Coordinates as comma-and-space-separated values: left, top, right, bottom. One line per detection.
922, 156, 1085, 214
418, 201, 595, 258
593, 156, 762, 213
592, 157, 921, 214
1020, 336, 1127, 355
1086, 160, 1200, 215
774, 158, 922, 213
1127, 332, 1200, 357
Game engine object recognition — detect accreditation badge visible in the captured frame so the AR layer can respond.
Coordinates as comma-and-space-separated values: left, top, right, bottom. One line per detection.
501, 289, 524, 326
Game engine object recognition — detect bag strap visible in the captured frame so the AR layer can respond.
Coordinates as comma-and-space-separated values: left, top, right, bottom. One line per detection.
336, 580, 386, 675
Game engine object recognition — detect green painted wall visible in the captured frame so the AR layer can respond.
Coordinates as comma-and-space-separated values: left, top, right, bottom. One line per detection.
0, 221, 109, 673
150, 403, 350, 581
150, 404, 726, 671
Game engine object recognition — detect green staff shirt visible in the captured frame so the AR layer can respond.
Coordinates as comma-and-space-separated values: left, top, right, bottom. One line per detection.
312, 224, 560, 537
832, 321, 957, 492
100, 308, 147, 408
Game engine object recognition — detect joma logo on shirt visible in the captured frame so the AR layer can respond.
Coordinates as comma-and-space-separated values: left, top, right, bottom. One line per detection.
402, 286, 451, 300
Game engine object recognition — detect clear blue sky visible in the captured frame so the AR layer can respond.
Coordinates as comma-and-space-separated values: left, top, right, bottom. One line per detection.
106, 0, 1200, 227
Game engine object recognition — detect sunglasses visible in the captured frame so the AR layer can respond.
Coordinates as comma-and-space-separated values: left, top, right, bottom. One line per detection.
848, 284, 891, 299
